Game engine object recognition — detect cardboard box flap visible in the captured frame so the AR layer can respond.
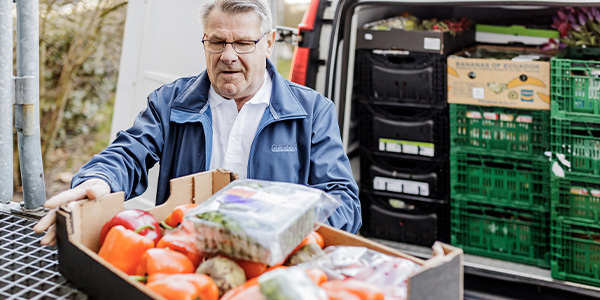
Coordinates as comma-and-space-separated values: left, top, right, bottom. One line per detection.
60, 191, 126, 252
149, 168, 235, 221
408, 242, 464, 300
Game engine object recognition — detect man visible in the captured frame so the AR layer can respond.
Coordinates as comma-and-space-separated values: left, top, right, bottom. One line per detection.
34, 0, 360, 245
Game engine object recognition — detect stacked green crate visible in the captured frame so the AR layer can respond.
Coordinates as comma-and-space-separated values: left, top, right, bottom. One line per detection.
450, 104, 551, 267
550, 47, 600, 287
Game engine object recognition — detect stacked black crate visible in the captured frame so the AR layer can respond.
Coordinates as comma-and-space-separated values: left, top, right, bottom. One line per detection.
352, 24, 475, 246
354, 49, 451, 246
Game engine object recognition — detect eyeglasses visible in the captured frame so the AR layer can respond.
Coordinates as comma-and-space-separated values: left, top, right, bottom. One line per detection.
202, 33, 266, 54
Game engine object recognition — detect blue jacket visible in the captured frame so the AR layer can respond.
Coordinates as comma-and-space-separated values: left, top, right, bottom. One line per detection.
72, 59, 361, 234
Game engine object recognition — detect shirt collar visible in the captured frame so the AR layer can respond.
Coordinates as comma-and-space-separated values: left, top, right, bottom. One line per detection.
208, 70, 272, 108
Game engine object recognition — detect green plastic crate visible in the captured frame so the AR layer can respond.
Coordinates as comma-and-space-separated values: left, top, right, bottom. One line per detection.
551, 176, 600, 223
551, 47, 600, 121
450, 150, 550, 210
551, 218, 600, 287
451, 196, 550, 268
551, 118, 600, 176
450, 104, 550, 159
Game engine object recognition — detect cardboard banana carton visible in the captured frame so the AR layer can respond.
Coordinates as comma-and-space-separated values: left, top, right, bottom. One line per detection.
447, 45, 557, 110
56, 169, 463, 300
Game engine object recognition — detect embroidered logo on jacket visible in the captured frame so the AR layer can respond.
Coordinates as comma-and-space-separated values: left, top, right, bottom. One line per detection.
271, 143, 297, 152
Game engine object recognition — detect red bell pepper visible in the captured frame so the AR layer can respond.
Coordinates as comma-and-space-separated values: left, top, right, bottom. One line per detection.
99, 209, 163, 246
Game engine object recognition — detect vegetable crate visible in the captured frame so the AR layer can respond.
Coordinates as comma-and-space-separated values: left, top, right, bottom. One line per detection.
551, 218, 600, 287
451, 196, 550, 268
551, 47, 600, 121
358, 100, 449, 161
361, 150, 449, 202
551, 176, 600, 224
355, 50, 447, 108
360, 187, 450, 246
551, 117, 600, 177
450, 150, 550, 211
450, 104, 550, 160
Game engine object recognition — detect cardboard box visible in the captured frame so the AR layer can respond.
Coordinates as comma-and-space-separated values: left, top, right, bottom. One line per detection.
356, 26, 475, 55
56, 169, 463, 300
447, 45, 556, 110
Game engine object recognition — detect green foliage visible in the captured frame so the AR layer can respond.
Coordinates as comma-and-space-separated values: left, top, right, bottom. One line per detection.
39, 0, 127, 156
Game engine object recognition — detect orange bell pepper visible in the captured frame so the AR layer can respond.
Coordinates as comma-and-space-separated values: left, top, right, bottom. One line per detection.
98, 225, 155, 275
320, 279, 384, 300
156, 219, 204, 268
136, 248, 195, 276
163, 203, 197, 228
146, 273, 219, 300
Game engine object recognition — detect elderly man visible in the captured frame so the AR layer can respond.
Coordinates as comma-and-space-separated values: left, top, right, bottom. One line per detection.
34, 0, 361, 245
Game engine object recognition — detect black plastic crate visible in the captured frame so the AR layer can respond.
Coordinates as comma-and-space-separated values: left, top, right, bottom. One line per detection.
360, 188, 450, 246
358, 100, 449, 161
360, 149, 449, 203
354, 50, 446, 107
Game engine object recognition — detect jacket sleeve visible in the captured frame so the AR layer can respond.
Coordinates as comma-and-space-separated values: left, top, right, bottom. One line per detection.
309, 100, 362, 234
70, 89, 166, 200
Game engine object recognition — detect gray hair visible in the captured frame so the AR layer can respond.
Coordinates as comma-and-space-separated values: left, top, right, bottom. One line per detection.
199, 0, 273, 35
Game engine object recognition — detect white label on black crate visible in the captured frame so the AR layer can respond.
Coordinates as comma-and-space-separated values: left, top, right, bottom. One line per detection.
373, 176, 430, 196
364, 33, 373, 41
419, 145, 434, 157
379, 138, 434, 157
403, 144, 419, 155
473, 87, 485, 99
384, 141, 402, 153
423, 37, 441, 51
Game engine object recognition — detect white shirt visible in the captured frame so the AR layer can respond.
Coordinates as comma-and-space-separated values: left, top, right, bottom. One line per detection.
208, 71, 272, 178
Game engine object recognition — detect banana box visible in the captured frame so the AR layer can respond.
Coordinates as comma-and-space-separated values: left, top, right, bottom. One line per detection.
447, 45, 556, 110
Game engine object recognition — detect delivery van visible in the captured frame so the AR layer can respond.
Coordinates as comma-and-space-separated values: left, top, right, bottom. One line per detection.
287, 1, 600, 299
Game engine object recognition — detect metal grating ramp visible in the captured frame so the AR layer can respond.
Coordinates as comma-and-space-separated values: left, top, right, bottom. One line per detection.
0, 211, 88, 299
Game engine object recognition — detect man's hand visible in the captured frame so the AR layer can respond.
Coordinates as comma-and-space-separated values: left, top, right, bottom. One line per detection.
33, 178, 111, 246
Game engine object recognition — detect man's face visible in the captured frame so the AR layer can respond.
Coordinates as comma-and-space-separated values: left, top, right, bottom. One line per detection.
204, 9, 274, 102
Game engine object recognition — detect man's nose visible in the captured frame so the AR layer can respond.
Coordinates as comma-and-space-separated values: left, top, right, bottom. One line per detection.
220, 43, 238, 61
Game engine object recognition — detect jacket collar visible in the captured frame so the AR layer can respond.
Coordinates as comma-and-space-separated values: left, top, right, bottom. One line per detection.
171, 59, 307, 122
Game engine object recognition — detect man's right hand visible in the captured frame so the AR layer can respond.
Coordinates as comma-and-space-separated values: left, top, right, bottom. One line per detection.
33, 178, 111, 246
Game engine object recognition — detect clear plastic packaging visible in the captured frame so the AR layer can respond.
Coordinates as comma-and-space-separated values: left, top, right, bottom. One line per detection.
297, 246, 421, 300
185, 179, 341, 265
258, 267, 328, 300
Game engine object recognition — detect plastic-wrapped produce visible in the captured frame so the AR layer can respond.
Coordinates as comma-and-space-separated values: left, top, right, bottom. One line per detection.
185, 179, 341, 266
297, 246, 421, 300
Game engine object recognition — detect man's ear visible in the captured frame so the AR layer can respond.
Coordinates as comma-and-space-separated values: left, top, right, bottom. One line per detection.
266, 30, 276, 58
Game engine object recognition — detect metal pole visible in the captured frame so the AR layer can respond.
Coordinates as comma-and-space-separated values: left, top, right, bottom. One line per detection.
0, 0, 13, 204
16, 0, 45, 210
